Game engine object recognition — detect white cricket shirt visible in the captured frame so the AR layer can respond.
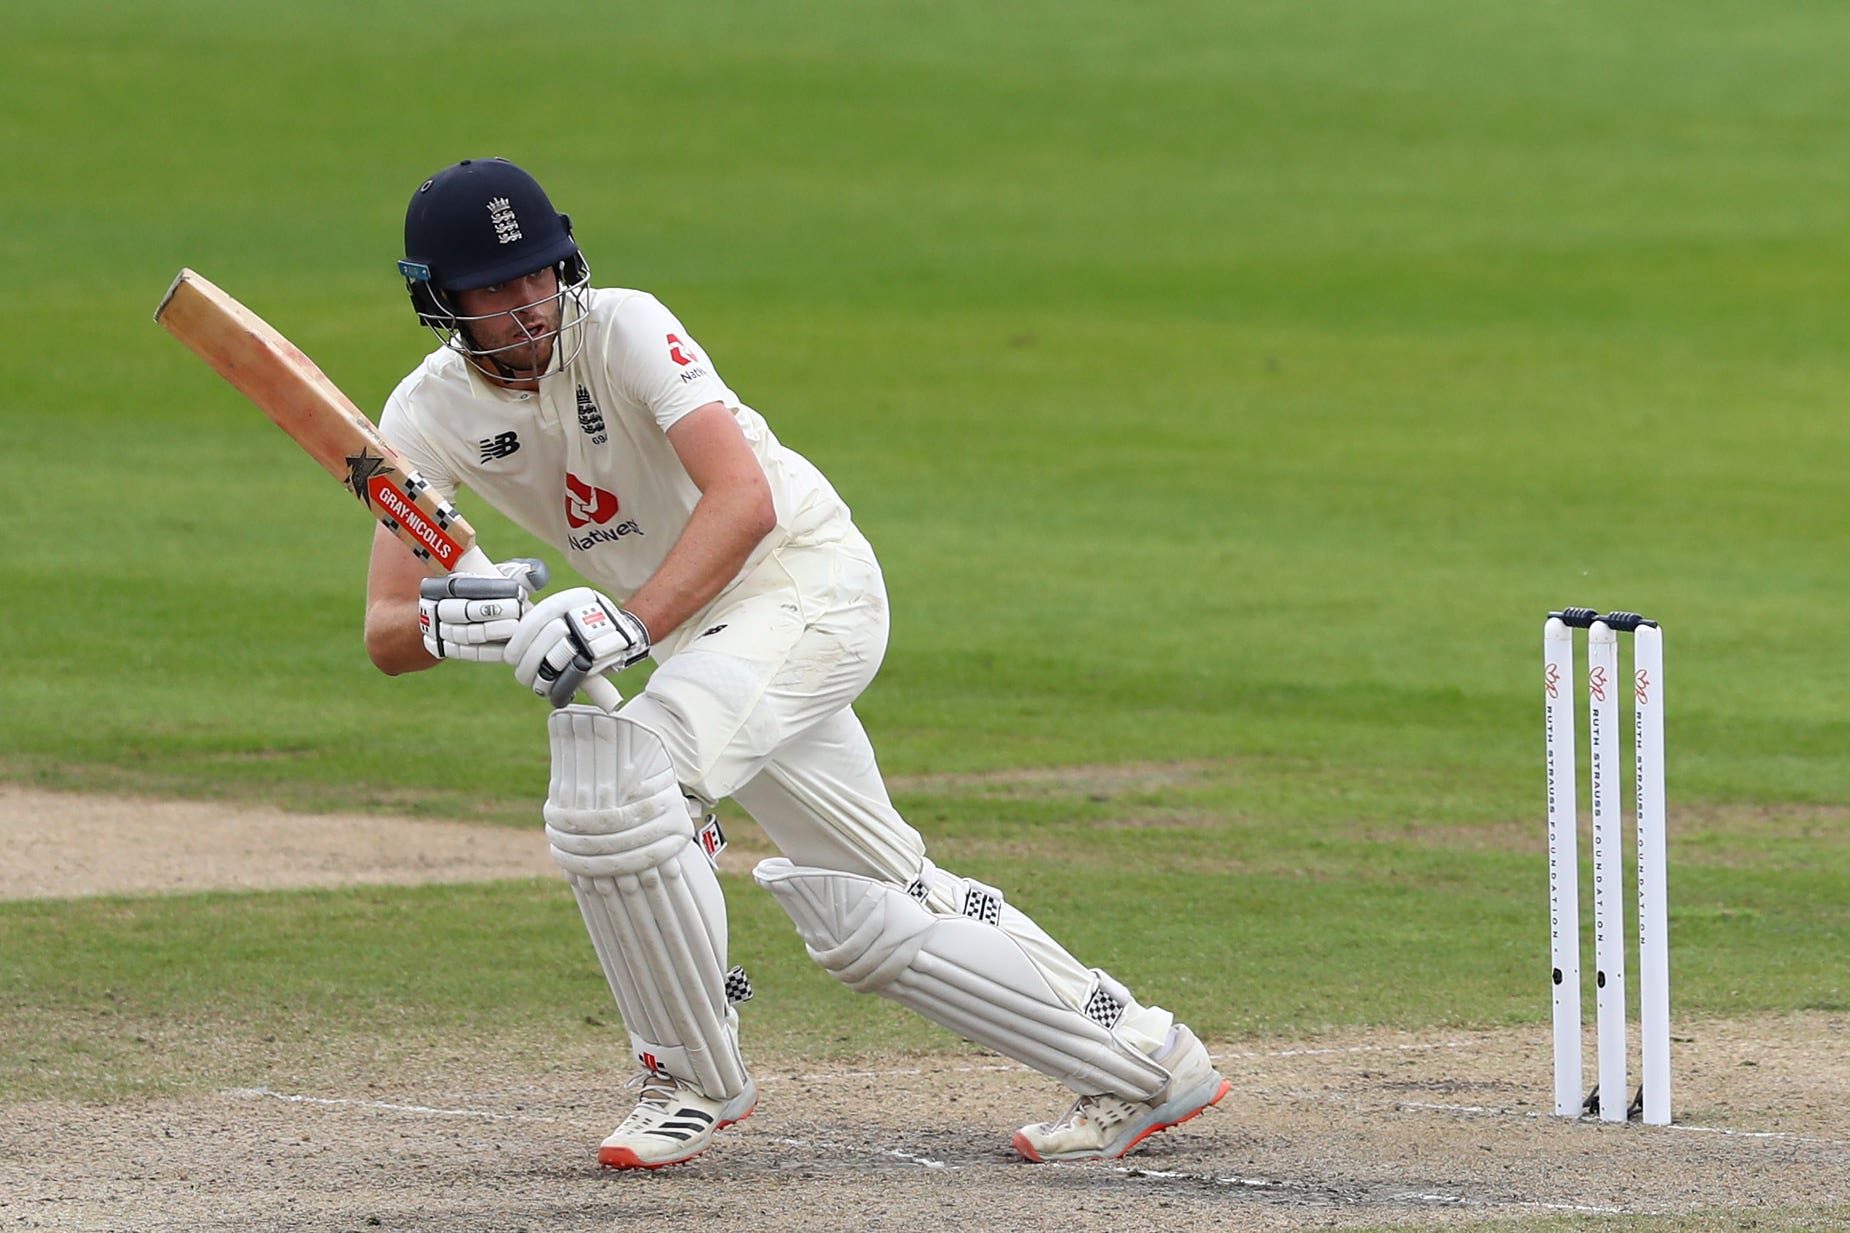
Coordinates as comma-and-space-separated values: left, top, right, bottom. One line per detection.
379, 288, 855, 636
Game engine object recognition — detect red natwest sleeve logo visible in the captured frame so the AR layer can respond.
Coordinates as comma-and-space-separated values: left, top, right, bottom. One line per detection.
667, 334, 699, 366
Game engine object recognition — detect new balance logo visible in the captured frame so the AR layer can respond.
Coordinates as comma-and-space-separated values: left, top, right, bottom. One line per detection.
479, 431, 521, 463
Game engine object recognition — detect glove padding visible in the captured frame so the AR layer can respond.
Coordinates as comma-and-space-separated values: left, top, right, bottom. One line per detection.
418, 558, 548, 662
507, 586, 652, 707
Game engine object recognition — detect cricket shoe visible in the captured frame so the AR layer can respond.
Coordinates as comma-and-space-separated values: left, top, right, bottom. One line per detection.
1011, 1023, 1229, 1162
598, 1070, 757, 1169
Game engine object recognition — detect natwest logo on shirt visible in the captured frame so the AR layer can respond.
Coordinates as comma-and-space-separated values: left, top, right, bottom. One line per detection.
564, 472, 620, 528
667, 334, 699, 366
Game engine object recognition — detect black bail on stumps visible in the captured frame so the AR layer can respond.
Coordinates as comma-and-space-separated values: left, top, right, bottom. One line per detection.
1548, 608, 1658, 631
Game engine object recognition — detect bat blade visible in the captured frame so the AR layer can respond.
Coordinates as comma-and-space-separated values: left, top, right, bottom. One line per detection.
154, 267, 477, 576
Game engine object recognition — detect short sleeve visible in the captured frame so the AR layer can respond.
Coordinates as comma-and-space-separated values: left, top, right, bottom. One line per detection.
607, 293, 734, 432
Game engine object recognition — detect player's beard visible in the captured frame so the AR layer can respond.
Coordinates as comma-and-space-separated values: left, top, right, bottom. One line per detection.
463, 307, 559, 382
491, 330, 554, 381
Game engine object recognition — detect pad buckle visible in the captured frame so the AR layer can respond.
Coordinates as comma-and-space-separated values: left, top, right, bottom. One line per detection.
695, 813, 727, 867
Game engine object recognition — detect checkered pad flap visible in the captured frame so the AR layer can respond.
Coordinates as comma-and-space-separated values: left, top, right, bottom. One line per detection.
960, 882, 1004, 927
1083, 982, 1125, 1029
724, 966, 753, 1005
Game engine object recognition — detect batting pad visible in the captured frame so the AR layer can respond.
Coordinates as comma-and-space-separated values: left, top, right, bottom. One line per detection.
753, 858, 1169, 1099
546, 706, 749, 1099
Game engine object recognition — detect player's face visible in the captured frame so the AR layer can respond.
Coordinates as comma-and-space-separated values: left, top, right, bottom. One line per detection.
452, 268, 562, 382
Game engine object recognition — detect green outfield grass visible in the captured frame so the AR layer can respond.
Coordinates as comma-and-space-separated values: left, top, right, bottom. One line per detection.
2, 0, 1847, 1132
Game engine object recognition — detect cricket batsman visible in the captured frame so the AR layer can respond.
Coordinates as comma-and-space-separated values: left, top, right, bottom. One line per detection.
361, 157, 1229, 1168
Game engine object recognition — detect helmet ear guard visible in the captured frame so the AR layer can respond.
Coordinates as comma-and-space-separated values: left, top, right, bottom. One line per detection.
397, 258, 451, 328
557, 217, 588, 289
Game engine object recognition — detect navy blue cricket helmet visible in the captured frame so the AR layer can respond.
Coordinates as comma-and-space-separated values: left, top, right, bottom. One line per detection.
398, 158, 591, 343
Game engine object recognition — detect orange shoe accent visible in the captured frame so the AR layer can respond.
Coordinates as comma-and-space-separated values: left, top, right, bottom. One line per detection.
598, 1145, 685, 1170
1111, 1076, 1230, 1158
1010, 1076, 1229, 1163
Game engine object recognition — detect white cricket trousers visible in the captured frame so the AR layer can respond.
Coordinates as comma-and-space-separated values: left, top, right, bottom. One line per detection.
614, 527, 1169, 1056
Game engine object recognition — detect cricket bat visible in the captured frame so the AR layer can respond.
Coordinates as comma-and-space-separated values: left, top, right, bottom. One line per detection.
154, 267, 619, 710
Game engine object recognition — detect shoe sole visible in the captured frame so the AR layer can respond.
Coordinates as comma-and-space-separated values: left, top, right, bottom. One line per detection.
1011, 1076, 1230, 1164
597, 1098, 757, 1170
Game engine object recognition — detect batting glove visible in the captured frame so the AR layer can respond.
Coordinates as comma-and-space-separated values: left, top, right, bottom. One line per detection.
418, 558, 549, 662
506, 586, 652, 707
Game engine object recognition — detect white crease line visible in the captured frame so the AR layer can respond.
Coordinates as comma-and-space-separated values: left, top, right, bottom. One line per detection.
1399, 1101, 1847, 1147
221, 1087, 557, 1123
1671, 1123, 1848, 1147
1385, 1191, 1624, 1213
773, 1136, 948, 1168
773, 1147, 1628, 1214
1113, 1164, 1627, 1213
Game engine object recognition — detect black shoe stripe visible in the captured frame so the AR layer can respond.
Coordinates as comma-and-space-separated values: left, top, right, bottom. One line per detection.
671, 1108, 716, 1126
647, 1129, 696, 1142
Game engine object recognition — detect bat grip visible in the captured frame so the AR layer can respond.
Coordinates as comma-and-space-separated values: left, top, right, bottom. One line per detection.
581, 673, 623, 713
449, 547, 622, 712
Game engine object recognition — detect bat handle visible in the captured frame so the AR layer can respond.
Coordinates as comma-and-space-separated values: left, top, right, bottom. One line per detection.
581, 673, 624, 713
448, 546, 623, 712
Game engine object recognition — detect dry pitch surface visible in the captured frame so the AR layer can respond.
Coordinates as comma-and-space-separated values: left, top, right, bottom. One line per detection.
4, 786, 1847, 1233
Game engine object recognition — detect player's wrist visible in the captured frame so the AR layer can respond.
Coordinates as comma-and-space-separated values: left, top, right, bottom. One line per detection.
614, 607, 653, 653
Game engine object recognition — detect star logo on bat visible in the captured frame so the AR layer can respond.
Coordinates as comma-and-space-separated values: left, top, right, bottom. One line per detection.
345, 450, 397, 508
